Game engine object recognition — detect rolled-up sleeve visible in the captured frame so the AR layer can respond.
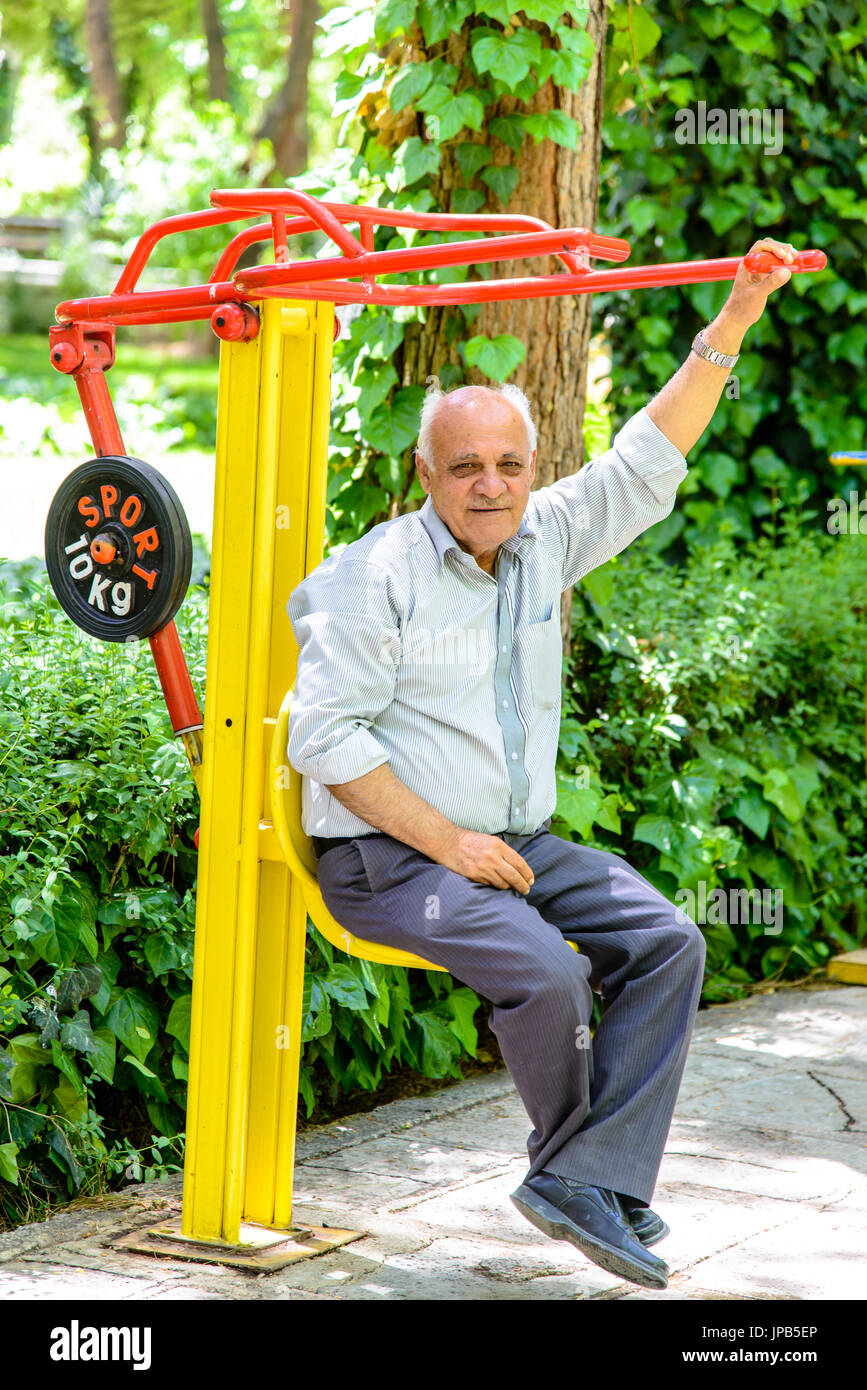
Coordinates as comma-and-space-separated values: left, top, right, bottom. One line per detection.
286, 558, 400, 785
538, 406, 689, 589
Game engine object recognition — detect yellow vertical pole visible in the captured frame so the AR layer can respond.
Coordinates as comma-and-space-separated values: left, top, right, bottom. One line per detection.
182, 297, 334, 1244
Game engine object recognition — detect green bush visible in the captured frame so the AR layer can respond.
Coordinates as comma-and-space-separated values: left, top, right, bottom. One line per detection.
0, 557, 486, 1227
552, 506, 867, 1000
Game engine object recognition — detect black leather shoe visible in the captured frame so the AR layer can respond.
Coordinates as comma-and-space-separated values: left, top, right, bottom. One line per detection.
620, 1197, 670, 1247
510, 1172, 669, 1290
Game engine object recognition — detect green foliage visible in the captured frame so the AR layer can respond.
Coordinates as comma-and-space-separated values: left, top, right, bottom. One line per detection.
596, 0, 867, 560
0, 553, 490, 1227
0, 559, 205, 1222
312, 0, 603, 549
552, 508, 867, 1001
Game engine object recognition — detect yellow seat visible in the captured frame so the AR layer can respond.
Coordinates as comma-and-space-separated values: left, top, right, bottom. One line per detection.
269, 689, 447, 971
270, 688, 579, 968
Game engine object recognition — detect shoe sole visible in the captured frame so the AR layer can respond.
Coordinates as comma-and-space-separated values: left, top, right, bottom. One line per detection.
511, 1184, 669, 1290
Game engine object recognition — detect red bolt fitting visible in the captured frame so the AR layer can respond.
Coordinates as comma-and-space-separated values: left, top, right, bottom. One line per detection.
211, 302, 260, 343
50, 341, 82, 373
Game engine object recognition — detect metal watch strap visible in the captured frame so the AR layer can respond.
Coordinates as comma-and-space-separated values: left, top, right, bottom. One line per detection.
690, 329, 740, 370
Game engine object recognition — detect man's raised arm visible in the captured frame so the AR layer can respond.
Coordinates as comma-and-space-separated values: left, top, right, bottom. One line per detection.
645, 236, 796, 457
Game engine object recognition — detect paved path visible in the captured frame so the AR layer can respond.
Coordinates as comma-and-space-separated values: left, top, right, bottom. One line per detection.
1, 984, 865, 1301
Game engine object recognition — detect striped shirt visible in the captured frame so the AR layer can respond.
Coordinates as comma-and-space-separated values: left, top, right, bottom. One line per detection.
286, 405, 688, 838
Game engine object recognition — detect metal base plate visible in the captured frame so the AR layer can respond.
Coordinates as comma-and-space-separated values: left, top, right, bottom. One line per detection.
112, 1216, 365, 1271
827, 948, 867, 985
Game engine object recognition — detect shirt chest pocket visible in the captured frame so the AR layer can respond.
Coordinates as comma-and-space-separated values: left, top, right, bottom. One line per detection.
517, 610, 563, 711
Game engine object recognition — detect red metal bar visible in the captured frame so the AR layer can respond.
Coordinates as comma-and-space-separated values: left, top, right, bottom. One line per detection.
149, 622, 203, 736
51, 327, 204, 745
234, 226, 604, 291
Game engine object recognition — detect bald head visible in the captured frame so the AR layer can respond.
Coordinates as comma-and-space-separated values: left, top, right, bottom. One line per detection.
414, 380, 538, 576
416, 382, 536, 472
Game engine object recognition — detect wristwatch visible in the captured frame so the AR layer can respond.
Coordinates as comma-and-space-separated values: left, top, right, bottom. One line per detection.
690, 329, 740, 370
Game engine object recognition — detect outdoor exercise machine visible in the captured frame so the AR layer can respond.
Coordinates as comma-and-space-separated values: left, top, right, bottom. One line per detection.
45, 188, 827, 1268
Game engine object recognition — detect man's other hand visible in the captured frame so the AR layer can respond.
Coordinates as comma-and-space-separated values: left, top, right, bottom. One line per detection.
438, 828, 535, 894
723, 236, 796, 331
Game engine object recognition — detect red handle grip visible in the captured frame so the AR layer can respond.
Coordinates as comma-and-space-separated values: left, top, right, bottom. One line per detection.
742, 248, 827, 274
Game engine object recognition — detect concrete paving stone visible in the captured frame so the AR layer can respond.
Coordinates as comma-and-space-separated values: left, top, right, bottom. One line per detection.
640, 1187, 798, 1271
291, 1167, 431, 1208
302, 1134, 516, 1187
661, 1207, 867, 1301
658, 1133, 866, 1203
689, 988, 866, 1065
663, 1118, 867, 1190
677, 1069, 852, 1135
294, 1072, 516, 1164
276, 1234, 617, 1300
386, 1106, 532, 1159
0, 1263, 175, 1300
675, 1050, 791, 1102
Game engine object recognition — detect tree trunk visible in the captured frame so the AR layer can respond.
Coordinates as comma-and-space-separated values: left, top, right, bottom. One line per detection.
255, 0, 319, 179
201, 0, 230, 104
397, 1, 607, 660
84, 0, 126, 149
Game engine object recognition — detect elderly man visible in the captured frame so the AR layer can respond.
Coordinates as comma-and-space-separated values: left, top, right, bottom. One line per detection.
286, 239, 796, 1290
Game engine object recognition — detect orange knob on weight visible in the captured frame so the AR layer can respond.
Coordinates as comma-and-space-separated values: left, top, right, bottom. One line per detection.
90, 534, 118, 564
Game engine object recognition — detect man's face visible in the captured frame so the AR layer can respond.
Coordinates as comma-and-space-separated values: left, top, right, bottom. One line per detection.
415, 387, 537, 574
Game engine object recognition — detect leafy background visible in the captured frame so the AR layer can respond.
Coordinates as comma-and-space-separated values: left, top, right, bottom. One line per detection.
1, 0, 865, 1224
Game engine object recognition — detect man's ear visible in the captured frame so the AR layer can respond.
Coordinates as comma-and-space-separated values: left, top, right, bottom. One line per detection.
415, 451, 433, 496
529, 449, 537, 485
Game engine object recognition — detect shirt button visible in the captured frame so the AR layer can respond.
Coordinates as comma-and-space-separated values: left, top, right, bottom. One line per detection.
511, 752, 518, 761
502, 699, 508, 708
501, 645, 507, 653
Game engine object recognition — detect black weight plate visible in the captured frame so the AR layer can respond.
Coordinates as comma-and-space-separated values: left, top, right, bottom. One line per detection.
44, 455, 192, 643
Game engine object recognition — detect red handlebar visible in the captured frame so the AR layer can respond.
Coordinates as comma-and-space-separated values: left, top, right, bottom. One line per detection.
742, 249, 827, 274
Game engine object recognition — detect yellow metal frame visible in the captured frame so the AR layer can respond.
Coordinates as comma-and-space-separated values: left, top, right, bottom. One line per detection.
179, 299, 443, 1254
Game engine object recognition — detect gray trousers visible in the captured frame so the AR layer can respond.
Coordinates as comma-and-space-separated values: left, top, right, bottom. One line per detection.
315, 816, 706, 1206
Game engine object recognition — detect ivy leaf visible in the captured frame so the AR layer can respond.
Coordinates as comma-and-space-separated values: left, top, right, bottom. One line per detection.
442, 986, 479, 1056
51, 1039, 86, 1099
143, 934, 182, 978
0, 1143, 19, 1186
49, 1126, 84, 1188
417, 84, 485, 140
700, 192, 744, 236
355, 362, 399, 418
389, 61, 436, 112
489, 114, 526, 153
463, 333, 526, 380
413, 1009, 462, 1076
471, 28, 541, 89
166, 994, 192, 1053
480, 164, 520, 204
363, 385, 425, 455
106, 988, 161, 1063
395, 136, 441, 186
56, 963, 102, 1015
89, 1026, 116, 1085
374, 0, 417, 45
321, 962, 370, 1011
633, 814, 680, 855
318, 6, 375, 62
451, 188, 486, 213
418, 0, 474, 44
620, 4, 662, 61
60, 1009, 98, 1055
455, 142, 493, 180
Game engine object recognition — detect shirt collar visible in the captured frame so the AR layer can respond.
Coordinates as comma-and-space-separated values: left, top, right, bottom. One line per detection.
418, 494, 536, 572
